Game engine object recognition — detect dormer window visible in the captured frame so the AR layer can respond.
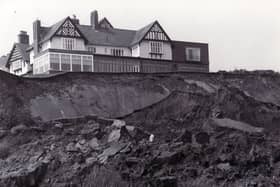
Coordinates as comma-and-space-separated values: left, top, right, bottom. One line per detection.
62, 38, 75, 50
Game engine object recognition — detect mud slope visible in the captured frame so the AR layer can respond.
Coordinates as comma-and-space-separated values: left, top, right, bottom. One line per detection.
0, 70, 280, 127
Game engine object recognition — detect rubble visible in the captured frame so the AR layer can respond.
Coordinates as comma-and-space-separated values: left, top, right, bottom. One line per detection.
0, 71, 280, 186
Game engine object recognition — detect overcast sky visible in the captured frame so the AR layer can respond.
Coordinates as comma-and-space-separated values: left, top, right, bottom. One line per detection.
0, 0, 280, 72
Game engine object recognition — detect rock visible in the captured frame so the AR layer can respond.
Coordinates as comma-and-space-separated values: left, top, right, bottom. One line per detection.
195, 132, 210, 144
154, 176, 178, 187
210, 118, 264, 133
111, 120, 126, 128
108, 126, 131, 143
155, 151, 185, 165
175, 129, 192, 143
0, 162, 48, 187
86, 157, 97, 165
10, 124, 27, 135
0, 130, 7, 139
98, 143, 127, 163
80, 126, 100, 136
127, 127, 150, 142
88, 138, 100, 150
272, 147, 280, 163
54, 122, 63, 129
108, 129, 121, 143
75, 141, 90, 154
66, 142, 79, 152
125, 157, 141, 167
217, 163, 231, 171
125, 125, 135, 131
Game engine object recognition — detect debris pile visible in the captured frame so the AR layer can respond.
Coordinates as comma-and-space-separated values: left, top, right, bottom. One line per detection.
0, 71, 280, 186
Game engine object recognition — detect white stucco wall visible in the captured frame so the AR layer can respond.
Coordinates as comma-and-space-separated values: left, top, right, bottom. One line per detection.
41, 41, 51, 51
131, 44, 140, 57
30, 50, 34, 65
49, 37, 86, 51
87, 45, 131, 56
139, 41, 172, 60
9, 59, 31, 76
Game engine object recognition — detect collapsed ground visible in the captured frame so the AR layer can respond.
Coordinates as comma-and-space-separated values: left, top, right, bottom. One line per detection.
0, 70, 280, 186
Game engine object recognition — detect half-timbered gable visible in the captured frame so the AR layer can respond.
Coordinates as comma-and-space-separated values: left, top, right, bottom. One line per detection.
144, 21, 171, 42
130, 21, 172, 60
55, 19, 82, 38
6, 43, 31, 76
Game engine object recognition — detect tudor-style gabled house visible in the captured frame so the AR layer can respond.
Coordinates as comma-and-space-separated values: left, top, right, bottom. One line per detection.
6, 31, 32, 75
6, 10, 209, 75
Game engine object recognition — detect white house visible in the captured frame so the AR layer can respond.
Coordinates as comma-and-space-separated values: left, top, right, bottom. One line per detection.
6, 10, 209, 75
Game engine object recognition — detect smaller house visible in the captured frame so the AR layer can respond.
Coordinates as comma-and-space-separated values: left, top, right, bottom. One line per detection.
0, 55, 9, 72
6, 31, 32, 76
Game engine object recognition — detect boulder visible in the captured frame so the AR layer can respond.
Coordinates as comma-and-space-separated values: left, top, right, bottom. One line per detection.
88, 138, 100, 150
66, 142, 79, 152
98, 143, 127, 163
217, 163, 231, 171
54, 122, 63, 129
155, 151, 185, 165
111, 120, 126, 128
108, 126, 131, 143
10, 124, 28, 135
0, 162, 48, 187
210, 118, 264, 133
75, 140, 90, 154
175, 129, 192, 143
154, 176, 178, 187
195, 132, 210, 145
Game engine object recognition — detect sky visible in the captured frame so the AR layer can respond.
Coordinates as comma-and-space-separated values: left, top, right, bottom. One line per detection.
0, 0, 280, 72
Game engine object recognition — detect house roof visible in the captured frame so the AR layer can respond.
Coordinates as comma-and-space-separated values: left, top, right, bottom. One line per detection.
77, 25, 136, 47
130, 21, 156, 46
16, 43, 30, 61
98, 17, 114, 29
37, 17, 171, 48
6, 43, 31, 67
39, 17, 68, 43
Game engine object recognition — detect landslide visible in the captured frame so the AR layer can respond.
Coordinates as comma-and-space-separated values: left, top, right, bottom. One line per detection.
0, 70, 280, 187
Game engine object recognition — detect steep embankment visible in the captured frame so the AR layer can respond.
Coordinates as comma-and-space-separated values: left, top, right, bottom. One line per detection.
1, 70, 280, 186
0, 70, 280, 127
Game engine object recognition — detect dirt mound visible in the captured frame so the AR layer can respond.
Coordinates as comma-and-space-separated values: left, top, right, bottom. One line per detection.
0, 71, 280, 186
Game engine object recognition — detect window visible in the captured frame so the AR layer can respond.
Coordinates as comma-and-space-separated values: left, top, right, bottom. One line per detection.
62, 38, 75, 50
150, 42, 163, 54
111, 49, 124, 56
186, 47, 201, 61
88, 46, 96, 53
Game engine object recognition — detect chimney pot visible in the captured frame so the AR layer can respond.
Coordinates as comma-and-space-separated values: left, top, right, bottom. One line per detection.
18, 30, 29, 45
91, 10, 99, 29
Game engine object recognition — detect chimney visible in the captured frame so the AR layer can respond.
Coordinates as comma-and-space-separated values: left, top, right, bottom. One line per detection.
18, 31, 29, 45
90, 10, 99, 29
71, 14, 80, 25
33, 19, 41, 55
